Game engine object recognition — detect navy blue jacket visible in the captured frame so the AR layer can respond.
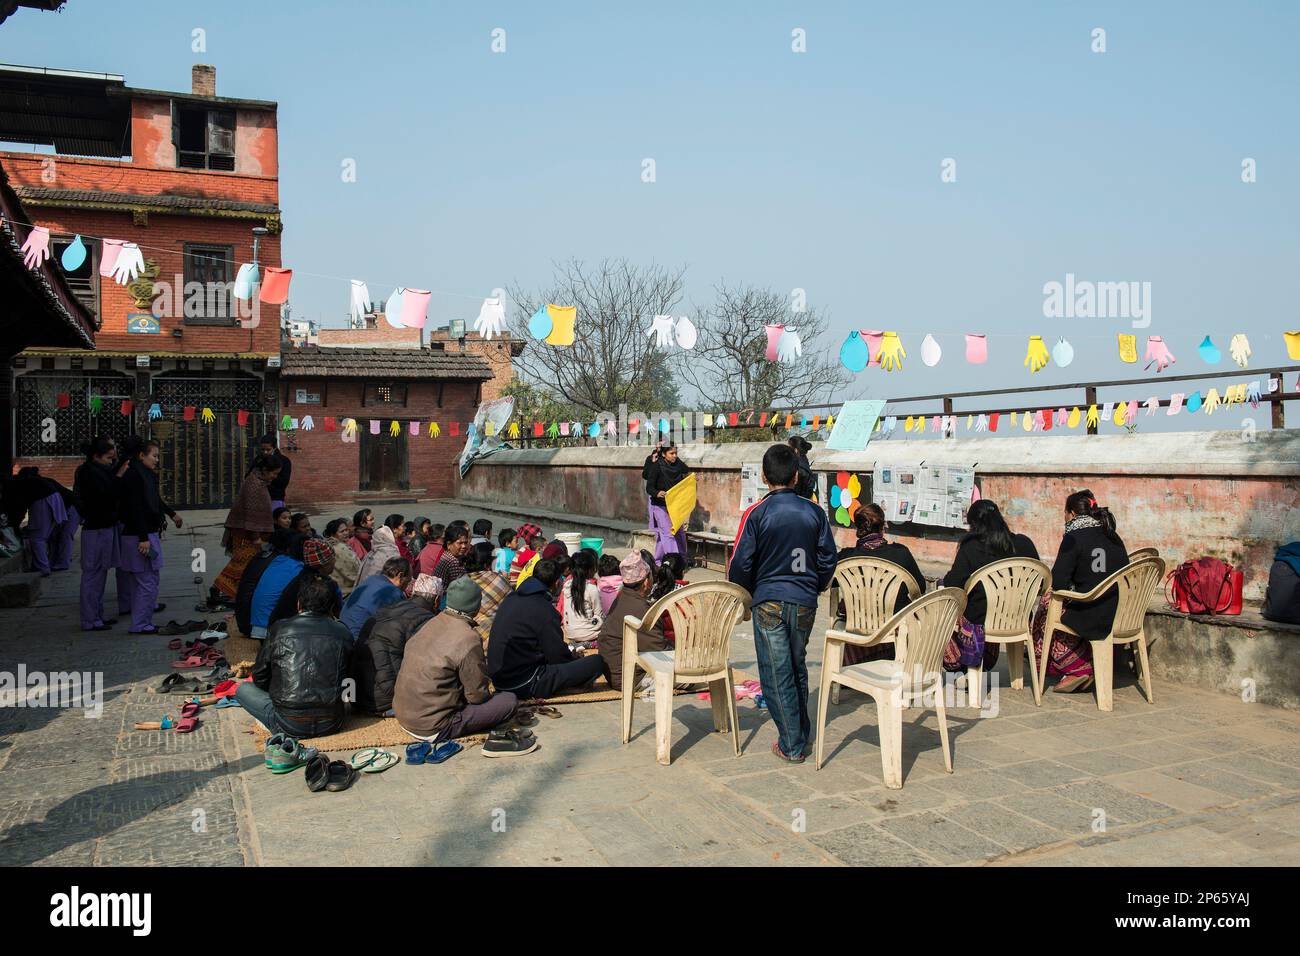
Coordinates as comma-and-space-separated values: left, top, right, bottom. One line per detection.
728, 488, 837, 608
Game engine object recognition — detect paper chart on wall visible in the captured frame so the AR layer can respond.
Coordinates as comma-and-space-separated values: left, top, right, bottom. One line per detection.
739, 462, 769, 512
872, 462, 975, 528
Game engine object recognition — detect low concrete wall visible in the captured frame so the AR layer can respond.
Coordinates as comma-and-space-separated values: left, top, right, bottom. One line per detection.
1145, 607, 1300, 709
462, 430, 1300, 601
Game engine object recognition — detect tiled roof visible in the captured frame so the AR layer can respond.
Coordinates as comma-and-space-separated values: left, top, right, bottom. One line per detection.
281, 346, 494, 380
15, 186, 279, 214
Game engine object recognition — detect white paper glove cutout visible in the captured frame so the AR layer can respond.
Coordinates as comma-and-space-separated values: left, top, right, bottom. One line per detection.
111, 243, 144, 284
674, 315, 697, 349
300, 415, 315, 431
976, 413, 988, 432
776, 328, 802, 362
920, 334, 942, 367
21, 226, 50, 269
647, 314, 674, 348
475, 295, 506, 339
385, 287, 406, 329
350, 280, 371, 325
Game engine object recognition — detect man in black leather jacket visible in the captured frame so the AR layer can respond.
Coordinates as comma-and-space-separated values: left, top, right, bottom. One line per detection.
235, 576, 353, 737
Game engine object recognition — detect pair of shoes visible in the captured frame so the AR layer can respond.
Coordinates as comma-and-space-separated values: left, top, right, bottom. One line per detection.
266, 734, 318, 773
349, 747, 400, 773
1052, 674, 1095, 694
482, 728, 538, 758
771, 741, 806, 764
305, 754, 358, 792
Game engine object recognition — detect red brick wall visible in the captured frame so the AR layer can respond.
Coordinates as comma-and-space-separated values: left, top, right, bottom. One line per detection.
1, 199, 281, 355
317, 324, 421, 348
1, 151, 279, 206
424, 331, 517, 400
280, 378, 483, 507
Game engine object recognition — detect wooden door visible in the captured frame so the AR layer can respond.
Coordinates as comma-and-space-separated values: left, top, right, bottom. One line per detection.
360, 423, 408, 491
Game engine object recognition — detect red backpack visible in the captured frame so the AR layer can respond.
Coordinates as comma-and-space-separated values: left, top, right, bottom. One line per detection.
1167, 557, 1242, 615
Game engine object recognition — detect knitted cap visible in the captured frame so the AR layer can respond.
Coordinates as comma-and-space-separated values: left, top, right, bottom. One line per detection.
445, 576, 482, 617
541, 541, 568, 561
302, 537, 333, 569
619, 552, 650, 585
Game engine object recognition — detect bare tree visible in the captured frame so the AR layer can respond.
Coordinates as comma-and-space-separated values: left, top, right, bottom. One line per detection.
509, 258, 686, 413
679, 282, 856, 410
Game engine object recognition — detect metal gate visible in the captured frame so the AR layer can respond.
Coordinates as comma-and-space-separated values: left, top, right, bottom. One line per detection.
150, 376, 268, 509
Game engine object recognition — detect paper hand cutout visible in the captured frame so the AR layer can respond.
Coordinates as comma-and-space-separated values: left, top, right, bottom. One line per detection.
547, 422, 559, 438
884, 416, 896, 433
508, 421, 520, 439
342, 419, 357, 440
369, 419, 380, 435
1055, 408, 1068, 427
879, 332, 906, 371
201, 407, 215, 424
1202, 388, 1221, 415
777, 328, 802, 362
323, 416, 335, 431
840, 331, 868, 372
1052, 338, 1075, 368
965, 333, 988, 364
674, 316, 697, 349
429, 421, 441, 438
475, 295, 505, 339
1086, 405, 1099, 428
1144, 336, 1175, 372
1024, 336, 1051, 374
1198, 336, 1221, 364
112, 243, 144, 285
1144, 396, 1160, 416
976, 413, 988, 432
1031, 410, 1044, 431
350, 280, 371, 325
120, 399, 134, 416
647, 314, 674, 348
1117, 334, 1138, 364
148, 403, 163, 421
904, 416, 915, 432
61, 235, 87, 272
301, 415, 314, 430
388, 420, 401, 436
88, 396, 102, 415
764, 324, 785, 362
234, 263, 259, 300
21, 226, 50, 269
1246, 381, 1261, 407
1223, 333, 1250, 369
920, 334, 942, 367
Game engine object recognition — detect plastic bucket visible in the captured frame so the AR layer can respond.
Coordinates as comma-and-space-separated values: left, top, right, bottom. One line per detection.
579, 537, 604, 556
556, 532, 583, 553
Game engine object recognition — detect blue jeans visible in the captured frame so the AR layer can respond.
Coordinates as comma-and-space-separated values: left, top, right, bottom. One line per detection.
235, 682, 341, 739
752, 600, 817, 758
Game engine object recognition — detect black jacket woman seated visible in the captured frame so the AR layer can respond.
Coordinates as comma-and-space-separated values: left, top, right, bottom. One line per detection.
941, 499, 1039, 673
834, 503, 925, 664
1032, 489, 1128, 694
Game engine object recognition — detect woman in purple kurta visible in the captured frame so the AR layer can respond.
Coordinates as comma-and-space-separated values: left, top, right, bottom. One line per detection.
643, 443, 691, 560
115, 437, 181, 634
73, 436, 121, 631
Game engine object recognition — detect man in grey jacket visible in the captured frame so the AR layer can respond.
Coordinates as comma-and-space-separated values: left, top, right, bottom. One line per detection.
393, 578, 528, 750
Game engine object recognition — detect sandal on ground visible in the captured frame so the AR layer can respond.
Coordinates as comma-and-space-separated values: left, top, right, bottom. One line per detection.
325, 760, 359, 791
184, 620, 209, 633
174, 716, 199, 733
167, 638, 184, 650
533, 705, 562, 719
1053, 674, 1095, 694
214, 696, 242, 709
405, 742, 431, 765
179, 701, 201, 719
349, 747, 398, 773
305, 753, 330, 792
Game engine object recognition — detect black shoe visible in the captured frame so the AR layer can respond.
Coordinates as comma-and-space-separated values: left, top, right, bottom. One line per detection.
481, 729, 539, 758
102, 618, 118, 626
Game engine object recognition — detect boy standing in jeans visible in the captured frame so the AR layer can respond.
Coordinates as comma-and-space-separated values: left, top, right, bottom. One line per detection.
728, 443, 837, 762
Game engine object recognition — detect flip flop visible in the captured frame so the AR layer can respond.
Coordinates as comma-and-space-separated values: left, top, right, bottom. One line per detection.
167, 638, 184, 650
179, 701, 201, 719
325, 760, 359, 791
212, 679, 239, 699
363, 750, 399, 773
174, 716, 199, 733
350, 747, 382, 770
425, 740, 462, 764
533, 705, 562, 719
214, 696, 242, 709
157, 673, 186, 693
172, 654, 206, 669
405, 742, 431, 765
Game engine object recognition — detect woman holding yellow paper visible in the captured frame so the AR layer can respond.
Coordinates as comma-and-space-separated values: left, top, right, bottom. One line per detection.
645, 442, 693, 560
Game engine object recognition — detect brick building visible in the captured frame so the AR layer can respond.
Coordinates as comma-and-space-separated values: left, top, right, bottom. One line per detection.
278, 346, 493, 508
0, 62, 282, 506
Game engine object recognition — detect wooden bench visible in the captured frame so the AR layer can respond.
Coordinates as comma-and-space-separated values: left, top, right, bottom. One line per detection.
686, 531, 735, 571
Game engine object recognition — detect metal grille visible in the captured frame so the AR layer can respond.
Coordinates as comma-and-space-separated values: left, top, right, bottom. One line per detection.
16, 373, 134, 457
150, 377, 268, 509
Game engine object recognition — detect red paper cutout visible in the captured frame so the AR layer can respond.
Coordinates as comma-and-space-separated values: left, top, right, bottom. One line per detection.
533, 422, 543, 437
120, 400, 134, 416
450, 422, 459, 436
324, 417, 336, 432
56, 392, 70, 409
236, 409, 249, 427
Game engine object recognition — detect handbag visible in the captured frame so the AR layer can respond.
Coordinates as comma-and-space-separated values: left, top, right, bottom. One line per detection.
1167, 557, 1241, 615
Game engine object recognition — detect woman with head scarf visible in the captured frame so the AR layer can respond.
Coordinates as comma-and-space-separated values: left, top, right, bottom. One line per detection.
213, 454, 279, 607
354, 516, 402, 587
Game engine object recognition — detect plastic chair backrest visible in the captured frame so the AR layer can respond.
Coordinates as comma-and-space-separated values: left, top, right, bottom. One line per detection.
881, 587, 966, 683
964, 557, 1051, 638
831, 555, 922, 635
641, 580, 752, 677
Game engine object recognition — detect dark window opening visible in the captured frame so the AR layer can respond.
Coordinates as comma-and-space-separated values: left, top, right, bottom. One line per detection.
176, 105, 236, 171
363, 383, 408, 407
182, 243, 235, 324
50, 235, 100, 321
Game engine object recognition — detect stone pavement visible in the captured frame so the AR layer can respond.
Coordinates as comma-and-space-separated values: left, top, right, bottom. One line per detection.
1, 505, 1298, 867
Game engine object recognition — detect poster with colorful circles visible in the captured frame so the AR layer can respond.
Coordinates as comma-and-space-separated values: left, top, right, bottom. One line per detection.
828, 471, 868, 527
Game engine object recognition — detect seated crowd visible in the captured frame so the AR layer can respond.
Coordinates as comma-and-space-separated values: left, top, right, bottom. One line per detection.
223, 443, 1140, 766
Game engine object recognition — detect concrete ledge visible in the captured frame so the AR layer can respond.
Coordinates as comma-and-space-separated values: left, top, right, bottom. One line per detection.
434, 497, 645, 551
1144, 603, 1300, 709
0, 571, 41, 608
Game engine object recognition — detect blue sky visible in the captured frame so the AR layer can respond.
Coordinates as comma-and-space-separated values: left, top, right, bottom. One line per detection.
3, 0, 1297, 429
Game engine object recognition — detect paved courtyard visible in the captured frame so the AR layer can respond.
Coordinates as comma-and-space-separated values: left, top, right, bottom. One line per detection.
1, 506, 1298, 867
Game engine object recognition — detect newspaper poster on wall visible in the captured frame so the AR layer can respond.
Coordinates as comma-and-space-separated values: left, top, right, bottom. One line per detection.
872, 461, 975, 528
739, 462, 768, 512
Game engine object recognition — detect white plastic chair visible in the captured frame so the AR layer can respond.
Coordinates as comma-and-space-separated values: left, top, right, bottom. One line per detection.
1127, 547, 1160, 562
1039, 556, 1165, 711
825, 556, 922, 705
816, 587, 967, 789
962, 557, 1051, 707
620, 580, 752, 766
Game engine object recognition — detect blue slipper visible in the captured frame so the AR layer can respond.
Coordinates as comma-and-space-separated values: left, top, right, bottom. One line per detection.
215, 697, 241, 709
405, 741, 431, 764
426, 740, 463, 764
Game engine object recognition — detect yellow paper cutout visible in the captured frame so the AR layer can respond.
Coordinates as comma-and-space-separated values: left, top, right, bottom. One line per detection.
1285, 331, 1300, 360
825, 415, 834, 429
1022, 411, 1033, 431
1068, 407, 1081, 428
429, 421, 441, 437
544, 304, 576, 346
200, 407, 215, 424
905, 416, 915, 432
1010, 412, 1019, 428
1118, 334, 1138, 363
846, 474, 861, 499
1114, 402, 1127, 425
509, 421, 520, 438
